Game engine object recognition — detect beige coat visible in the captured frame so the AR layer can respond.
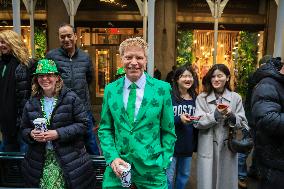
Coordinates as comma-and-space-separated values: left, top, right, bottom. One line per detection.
194, 89, 247, 189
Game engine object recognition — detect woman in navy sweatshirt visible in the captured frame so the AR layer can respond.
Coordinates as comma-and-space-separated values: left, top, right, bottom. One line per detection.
166, 64, 199, 189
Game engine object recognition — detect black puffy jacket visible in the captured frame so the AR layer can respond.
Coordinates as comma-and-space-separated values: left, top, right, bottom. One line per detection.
21, 87, 96, 188
0, 55, 32, 134
46, 48, 93, 111
15, 60, 35, 127
251, 61, 284, 171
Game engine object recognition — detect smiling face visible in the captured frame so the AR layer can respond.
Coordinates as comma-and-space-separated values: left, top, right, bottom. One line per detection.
122, 46, 147, 82
211, 69, 229, 92
59, 25, 77, 52
37, 74, 59, 97
177, 70, 194, 91
0, 38, 11, 55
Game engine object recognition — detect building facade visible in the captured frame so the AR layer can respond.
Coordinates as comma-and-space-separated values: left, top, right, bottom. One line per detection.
0, 0, 279, 106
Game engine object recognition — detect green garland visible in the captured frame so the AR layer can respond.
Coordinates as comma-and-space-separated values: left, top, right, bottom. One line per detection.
40, 97, 57, 127
176, 30, 258, 101
35, 27, 47, 60
176, 30, 194, 66
235, 31, 258, 99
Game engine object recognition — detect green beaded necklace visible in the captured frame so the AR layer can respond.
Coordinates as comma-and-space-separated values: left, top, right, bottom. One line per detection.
40, 97, 58, 127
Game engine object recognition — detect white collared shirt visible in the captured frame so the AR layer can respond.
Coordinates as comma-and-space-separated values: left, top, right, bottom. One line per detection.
123, 73, 146, 120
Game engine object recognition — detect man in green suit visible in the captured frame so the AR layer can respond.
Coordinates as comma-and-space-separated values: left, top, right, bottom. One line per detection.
98, 37, 176, 189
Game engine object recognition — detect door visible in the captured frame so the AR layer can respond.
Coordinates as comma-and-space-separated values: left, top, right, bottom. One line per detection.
84, 45, 121, 105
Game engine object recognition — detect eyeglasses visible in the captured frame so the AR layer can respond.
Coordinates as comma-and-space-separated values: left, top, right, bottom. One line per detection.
179, 74, 193, 79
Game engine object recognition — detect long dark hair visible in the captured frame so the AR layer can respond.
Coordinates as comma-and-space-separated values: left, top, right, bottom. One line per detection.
202, 63, 231, 96
172, 64, 198, 101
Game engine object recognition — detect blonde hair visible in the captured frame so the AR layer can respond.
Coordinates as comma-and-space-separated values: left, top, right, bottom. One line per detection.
0, 30, 30, 66
119, 37, 148, 57
31, 75, 64, 97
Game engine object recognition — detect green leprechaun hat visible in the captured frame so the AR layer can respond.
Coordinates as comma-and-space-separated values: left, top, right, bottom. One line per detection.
34, 59, 59, 75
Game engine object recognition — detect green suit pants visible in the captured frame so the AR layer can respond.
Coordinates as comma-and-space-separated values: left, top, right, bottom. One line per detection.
102, 166, 167, 189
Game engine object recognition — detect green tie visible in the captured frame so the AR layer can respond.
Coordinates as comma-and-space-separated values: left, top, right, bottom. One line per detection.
127, 83, 137, 123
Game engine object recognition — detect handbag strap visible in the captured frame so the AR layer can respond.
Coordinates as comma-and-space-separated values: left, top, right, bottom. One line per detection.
227, 120, 236, 153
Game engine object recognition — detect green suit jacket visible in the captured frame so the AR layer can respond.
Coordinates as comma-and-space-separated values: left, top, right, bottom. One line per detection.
98, 74, 176, 176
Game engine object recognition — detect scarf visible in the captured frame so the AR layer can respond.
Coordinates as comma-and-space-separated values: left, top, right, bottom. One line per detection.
0, 54, 19, 133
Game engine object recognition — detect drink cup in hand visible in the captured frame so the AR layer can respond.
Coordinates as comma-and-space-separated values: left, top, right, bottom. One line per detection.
33, 118, 47, 132
119, 163, 131, 187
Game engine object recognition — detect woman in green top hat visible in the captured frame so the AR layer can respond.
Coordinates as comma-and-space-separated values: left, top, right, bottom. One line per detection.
21, 59, 96, 189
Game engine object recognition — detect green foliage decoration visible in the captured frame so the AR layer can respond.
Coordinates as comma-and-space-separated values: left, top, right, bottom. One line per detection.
34, 27, 47, 60
235, 31, 258, 99
176, 30, 194, 66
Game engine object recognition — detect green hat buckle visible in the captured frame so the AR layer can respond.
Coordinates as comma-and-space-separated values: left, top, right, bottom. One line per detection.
34, 59, 59, 75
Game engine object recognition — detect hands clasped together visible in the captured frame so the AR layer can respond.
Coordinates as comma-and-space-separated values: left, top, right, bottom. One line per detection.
30, 129, 59, 142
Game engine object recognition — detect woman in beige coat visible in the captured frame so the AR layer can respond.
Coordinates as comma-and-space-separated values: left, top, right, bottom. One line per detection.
194, 64, 247, 189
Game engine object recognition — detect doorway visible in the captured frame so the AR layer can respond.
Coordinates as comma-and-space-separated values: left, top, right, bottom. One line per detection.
77, 27, 143, 105
84, 45, 122, 105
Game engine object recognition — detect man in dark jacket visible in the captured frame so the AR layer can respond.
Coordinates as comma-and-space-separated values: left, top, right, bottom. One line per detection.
238, 55, 272, 188
165, 65, 176, 85
251, 57, 284, 188
46, 23, 99, 155
154, 66, 162, 80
